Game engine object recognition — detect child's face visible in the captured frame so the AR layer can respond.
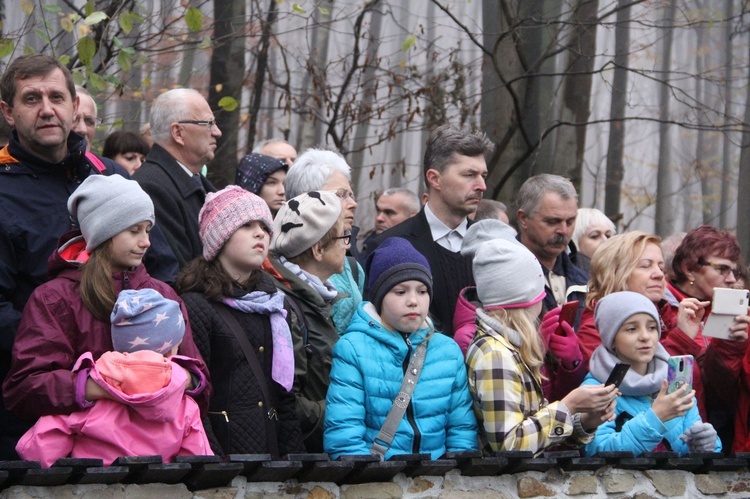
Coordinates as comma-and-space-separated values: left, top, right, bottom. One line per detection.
612, 312, 659, 375
218, 220, 270, 278
109, 221, 151, 271
380, 280, 430, 333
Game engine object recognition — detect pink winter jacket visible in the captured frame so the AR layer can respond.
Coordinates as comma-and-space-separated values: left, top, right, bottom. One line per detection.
16, 351, 212, 467
454, 287, 481, 355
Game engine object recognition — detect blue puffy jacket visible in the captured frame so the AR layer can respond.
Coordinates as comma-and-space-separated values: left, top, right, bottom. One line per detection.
580, 373, 721, 456
324, 302, 478, 460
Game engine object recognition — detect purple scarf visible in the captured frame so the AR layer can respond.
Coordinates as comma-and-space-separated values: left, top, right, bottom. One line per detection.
222, 291, 294, 391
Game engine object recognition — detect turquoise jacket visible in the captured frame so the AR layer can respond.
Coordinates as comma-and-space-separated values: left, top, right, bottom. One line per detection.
324, 302, 478, 460
329, 257, 365, 336
580, 373, 721, 456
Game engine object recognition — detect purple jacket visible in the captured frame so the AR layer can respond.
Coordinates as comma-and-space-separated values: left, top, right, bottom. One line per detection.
3, 232, 211, 421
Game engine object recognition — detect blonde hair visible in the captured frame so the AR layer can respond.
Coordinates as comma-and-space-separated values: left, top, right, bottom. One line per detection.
586, 231, 662, 309
485, 307, 545, 379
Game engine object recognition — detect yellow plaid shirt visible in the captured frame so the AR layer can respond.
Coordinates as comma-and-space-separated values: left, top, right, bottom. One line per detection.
466, 316, 593, 455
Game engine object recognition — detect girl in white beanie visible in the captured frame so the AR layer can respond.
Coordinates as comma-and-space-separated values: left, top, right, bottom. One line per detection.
4, 174, 210, 441
464, 221, 619, 455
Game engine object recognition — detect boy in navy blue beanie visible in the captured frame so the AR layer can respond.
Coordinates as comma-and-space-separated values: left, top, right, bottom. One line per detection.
324, 236, 478, 460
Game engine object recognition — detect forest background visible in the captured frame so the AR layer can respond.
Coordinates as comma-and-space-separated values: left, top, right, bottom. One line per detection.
2, 0, 750, 258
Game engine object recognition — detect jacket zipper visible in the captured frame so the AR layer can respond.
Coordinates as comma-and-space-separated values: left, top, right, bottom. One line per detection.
401, 334, 421, 454
209, 410, 229, 422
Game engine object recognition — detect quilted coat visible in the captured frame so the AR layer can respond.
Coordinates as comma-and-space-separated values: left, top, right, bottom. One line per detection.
181, 272, 304, 457
323, 302, 478, 460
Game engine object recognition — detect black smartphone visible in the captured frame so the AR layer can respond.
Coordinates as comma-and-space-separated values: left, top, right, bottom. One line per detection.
605, 363, 630, 388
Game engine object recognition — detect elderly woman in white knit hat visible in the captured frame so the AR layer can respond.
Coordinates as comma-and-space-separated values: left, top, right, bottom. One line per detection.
4, 174, 210, 429
263, 190, 349, 452
463, 220, 619, 455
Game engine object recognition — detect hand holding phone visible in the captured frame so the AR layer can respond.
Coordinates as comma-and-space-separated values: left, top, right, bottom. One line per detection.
605, 362, 630, 388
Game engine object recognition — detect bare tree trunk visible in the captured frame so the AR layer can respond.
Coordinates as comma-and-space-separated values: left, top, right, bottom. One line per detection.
349, 7, 382, 195
694, 17, 715, 225
654, 0, 677, 236
207, 0, 246, 188
603, 0, 630, 222
246, 0, 279, 153
296, 2, 334, 150
554, 0, 599, 191
719, 0, 734, 228
481, 0, 531, 202
737, 34, 750, 262
177, 0, 200, 87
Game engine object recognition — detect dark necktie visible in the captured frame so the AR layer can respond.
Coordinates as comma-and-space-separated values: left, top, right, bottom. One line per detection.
192, 174, 206, 195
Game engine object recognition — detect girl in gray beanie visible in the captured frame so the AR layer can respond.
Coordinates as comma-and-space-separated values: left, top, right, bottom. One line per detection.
4, 174, 211, 436
581, 291, 720, 456
464, 221, 618, 455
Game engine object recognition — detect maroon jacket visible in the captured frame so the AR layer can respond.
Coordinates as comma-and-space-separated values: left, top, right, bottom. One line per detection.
3, 232, 211, 421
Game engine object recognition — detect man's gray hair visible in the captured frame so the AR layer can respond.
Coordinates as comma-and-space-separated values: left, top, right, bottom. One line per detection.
423, 124, 494, 186
475, 199, 508, 221
285, 148, 351, 199
149, 88, 205, 144
380, 187, 420, 215
253, 138, 290, 153
516, 174, 578, 217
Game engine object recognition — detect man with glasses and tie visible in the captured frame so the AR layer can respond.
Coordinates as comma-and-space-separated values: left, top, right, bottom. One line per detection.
134, 88, 222, 268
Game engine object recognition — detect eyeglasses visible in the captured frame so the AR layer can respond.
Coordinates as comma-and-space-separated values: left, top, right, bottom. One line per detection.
73, 115, 100, 128
177, 120, 217, 128
702, 261, 741, 279
333, 188, 355, 201
333, 230, 352, 245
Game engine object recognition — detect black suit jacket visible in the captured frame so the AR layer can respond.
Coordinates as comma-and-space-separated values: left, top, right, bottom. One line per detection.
133, 144, 216, 268
369, 209, 474, 336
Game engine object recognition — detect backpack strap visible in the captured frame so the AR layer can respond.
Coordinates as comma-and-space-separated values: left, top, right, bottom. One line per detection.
85, 151, 108, 173
371, 332, 433, 457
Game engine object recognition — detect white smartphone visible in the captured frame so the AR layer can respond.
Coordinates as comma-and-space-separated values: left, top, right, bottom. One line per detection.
702, 287, 749, 339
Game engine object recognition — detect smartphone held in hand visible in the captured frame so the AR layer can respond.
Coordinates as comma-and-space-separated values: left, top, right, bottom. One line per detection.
703, 288, 749, 339
667, 355, 694, 394
605, 362, 630, 388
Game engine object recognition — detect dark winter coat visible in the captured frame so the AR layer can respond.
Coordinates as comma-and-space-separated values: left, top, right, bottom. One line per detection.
181, 272, 305, 457
133, 143, 215, 268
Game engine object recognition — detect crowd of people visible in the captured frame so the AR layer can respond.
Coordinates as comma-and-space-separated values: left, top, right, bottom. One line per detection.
1, 53, 748, 467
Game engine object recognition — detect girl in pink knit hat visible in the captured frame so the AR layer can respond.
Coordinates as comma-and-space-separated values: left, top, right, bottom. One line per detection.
177, 186, 305, 457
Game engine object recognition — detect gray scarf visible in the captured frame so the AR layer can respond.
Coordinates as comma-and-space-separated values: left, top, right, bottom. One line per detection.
588, 343, 670, 397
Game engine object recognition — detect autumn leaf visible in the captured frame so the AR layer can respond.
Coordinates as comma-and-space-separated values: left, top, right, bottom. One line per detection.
402, 34, 415, 52
0, 39, 14, 60
84, 11, 109, 26
185, 8, 204, 32
218, 96, 238, 111
78, 36, 96, 66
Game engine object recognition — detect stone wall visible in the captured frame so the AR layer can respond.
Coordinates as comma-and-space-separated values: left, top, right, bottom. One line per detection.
3, 468, 750, 498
